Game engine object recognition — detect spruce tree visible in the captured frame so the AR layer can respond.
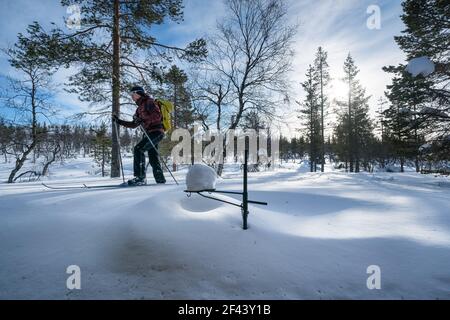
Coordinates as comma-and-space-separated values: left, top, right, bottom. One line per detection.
385, 0, 449, 166
297, 65, 320, 172
162, 65, 196, 171
313, 47, 330, 172
91, 123, 111, 177
335, 54, 374, 172
164, 65, 196, 129
343, 54, 358, 172
383, 66, 431, 172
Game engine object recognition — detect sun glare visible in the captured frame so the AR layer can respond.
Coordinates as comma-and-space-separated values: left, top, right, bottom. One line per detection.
330, 80, 349, 100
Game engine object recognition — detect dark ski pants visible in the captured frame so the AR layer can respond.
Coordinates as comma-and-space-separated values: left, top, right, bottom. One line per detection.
134, 131, 166, 183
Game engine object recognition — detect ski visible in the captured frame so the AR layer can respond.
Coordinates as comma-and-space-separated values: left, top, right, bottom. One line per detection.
42, 182, 164, 190
83, 183, 163, 188
83, 183, 128, 189
42, 183, 91, 190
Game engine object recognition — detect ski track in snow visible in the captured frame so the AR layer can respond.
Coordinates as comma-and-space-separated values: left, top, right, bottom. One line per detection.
0, 159, 450, 299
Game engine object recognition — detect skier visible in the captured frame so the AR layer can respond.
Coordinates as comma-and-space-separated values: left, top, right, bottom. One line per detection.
112, 86, 166, 186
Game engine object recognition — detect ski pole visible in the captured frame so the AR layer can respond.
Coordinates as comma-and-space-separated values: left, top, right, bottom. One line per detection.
113, 118, 126, 184
138, 124, 179, 185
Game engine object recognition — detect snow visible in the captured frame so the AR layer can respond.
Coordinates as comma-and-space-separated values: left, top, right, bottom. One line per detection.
405, 56, 435, 77
186, 164, 217, 191
1, 159, 450, 299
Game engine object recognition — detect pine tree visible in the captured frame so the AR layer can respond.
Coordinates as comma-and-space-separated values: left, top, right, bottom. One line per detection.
335, 54, 374, 172
352, 86, 374, 172
375, 97, 389, 168
279, 135, 288, 162
91, 124, 111, 177
120, 129, 132, 153
313, 47, 330, 172
297, 65, 320, 172
164, 65, 196, 129
343, 54, 358, 172
385, 0, 450, 166
333, 117, 349, 170
383, 66, 430, 172
28, 0, 207, 178
163, 65, 196, 171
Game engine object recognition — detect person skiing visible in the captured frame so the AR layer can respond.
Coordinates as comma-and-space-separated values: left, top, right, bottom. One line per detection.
112, 86, 166, 186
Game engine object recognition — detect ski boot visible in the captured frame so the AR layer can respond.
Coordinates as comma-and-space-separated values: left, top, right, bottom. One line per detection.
154, 170, 166, 184
127, 177, 147, 186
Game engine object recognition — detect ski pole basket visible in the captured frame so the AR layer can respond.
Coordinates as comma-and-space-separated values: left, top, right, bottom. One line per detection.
184, 150, 268, 230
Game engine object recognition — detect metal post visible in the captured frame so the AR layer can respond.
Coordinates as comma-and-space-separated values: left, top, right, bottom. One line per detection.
139, 124, 179, 185
242, 149, 249, 230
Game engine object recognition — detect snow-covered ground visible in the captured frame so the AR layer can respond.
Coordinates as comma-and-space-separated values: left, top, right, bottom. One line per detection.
0, 158, 449, 299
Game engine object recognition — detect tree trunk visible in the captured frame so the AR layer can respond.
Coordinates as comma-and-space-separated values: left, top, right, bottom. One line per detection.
230, 94, 246, 130
320, 64, 325, 172
8, 142, 36, 183
413, 103, 420, 173
348, 77, 354, 173
42, 146, 60, 176
8, 76, 39, 183
102, 145, 106, 177
111, 0, 121, 178
42, 161, 52, 177
216, 138, 227, 176
31, 80, 37, 165
172, 83, 177, 172
310, 103, 314, 173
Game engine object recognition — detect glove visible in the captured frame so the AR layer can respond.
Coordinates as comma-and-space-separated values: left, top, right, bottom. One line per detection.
112, 114, 119, 123
133, 115, 143, 124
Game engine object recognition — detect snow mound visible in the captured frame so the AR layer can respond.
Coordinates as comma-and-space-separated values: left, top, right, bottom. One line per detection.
180, 196, 223, 212
406, 56, 435, 77
372, 175, 395, 182
186, 164, 217, 191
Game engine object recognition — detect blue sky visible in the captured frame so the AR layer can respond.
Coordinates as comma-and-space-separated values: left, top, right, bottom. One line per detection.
0, 0, 407, 136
